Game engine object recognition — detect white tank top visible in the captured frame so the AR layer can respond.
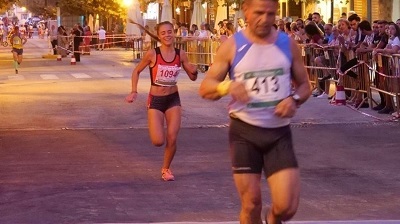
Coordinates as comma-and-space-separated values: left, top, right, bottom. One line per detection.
228, 31, 293, 128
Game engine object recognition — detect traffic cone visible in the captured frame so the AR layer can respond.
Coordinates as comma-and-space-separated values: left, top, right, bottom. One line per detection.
70, 55, 76, 65
57, 54, 62, 61
334, 85, 346, 105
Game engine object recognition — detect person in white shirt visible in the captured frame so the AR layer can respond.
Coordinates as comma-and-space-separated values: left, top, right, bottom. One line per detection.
236, 18, 246, 32
48, 25, 58, 55
96, 26, 106, 50
197, 22, 212, 39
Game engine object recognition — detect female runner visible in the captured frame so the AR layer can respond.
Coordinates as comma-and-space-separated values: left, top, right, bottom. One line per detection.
125, 21, 198, 181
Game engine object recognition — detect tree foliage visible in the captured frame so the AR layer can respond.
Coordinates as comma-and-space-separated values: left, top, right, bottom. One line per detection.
0, 0, 16, 12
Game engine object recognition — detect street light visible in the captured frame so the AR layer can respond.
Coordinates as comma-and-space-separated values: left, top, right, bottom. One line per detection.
123, 0, 133, 7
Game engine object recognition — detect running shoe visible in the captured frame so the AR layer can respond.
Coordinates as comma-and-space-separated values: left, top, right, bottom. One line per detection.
161, 168, 175, 181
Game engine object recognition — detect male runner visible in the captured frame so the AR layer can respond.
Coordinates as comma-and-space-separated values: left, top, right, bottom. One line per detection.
199, 0, 311, 223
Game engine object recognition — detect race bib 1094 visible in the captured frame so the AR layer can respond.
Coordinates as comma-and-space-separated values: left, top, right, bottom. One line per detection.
154, 64, 181, 86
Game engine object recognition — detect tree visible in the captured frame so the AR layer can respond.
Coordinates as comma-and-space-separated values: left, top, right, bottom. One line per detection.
0, 0, 16, 12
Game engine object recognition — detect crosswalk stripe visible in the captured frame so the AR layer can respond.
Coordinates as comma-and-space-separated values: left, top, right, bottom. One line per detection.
103, 72, 124, 78
8, 75, 25, 80
40, 74, 59, 80
71, 73, 92, 79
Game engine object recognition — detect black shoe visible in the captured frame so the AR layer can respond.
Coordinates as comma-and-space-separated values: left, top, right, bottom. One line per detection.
378, 107, 394, 114
15, 69, 18, 74
372, 104, 385, 111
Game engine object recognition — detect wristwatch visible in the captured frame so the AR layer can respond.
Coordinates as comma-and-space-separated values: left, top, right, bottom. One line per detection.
290, 93, 301, 106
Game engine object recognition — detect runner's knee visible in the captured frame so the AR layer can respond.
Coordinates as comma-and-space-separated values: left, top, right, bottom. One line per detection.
165, 133, 177, 147
152, 141, 164, 147
241, 194, 262, 214
271, 200, 298, 221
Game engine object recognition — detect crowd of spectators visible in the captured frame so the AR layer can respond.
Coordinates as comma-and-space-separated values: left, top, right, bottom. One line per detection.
280, 13, 400, 118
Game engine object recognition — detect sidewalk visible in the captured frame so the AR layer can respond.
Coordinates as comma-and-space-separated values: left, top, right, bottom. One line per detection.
1, 37, 397, 125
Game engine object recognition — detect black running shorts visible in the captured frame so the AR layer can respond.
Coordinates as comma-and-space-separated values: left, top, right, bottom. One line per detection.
229, 116, 298, 178
12, 48, 23, 55
147, 91, 181, 113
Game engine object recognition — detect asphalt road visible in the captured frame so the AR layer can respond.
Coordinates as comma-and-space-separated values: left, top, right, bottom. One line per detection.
0, 37, 399, 224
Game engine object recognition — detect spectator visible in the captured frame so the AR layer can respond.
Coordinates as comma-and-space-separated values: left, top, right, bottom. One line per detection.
197, 22, 212, 39
71, 24, 83, 62
375, 20, 389, 49
348, 14, 365, 49
48, 25, 58, 55
57, 26, 68, 57
216, 21, 225, 36
225, 22, 235, 37
83, 26, 92, 55
312, 12, 325, 34
190, 24, 199, 36
277, 19, 285, 32
96, 26, 106, 51
373, 22, 400, 114
323, 23, 334, 44
304, 22, 324, 44
236, 18, 246, 32
356, 20, 378, 53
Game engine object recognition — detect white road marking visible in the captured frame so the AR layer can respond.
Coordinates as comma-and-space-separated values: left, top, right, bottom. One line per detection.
103, 72, 124, 78
8, 75, 25, 80
40, 74, 59, 80
70, 73, 92, 79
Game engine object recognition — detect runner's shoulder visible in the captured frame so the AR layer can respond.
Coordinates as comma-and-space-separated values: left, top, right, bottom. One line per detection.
216, 36, 236, 60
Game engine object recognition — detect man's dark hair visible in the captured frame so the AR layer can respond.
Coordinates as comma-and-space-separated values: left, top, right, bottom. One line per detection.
341, 12, 347, 17
285, 22, 291, 31
377, 20, 388, 25
348, 14, 361, 22
312, 12, 321, 17
358, 20, 371, 31
373, 20, 379, 24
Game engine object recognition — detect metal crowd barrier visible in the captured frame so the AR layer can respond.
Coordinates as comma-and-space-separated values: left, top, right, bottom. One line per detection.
369, 53, 400, 115
341, 52, 375, 109
300, 44, 340, 93
149, 37, 220, 72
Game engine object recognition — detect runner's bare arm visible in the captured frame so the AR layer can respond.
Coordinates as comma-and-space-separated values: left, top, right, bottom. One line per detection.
127, 18, 160, 42
180, 49, 198, 81
290, 38, 312, 103
125, 50, 154, 103
199, 38, 248, 102
275, 38, 312, 118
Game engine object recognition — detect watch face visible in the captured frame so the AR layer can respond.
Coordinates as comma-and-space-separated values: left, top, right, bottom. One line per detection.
293, 94, 300, 101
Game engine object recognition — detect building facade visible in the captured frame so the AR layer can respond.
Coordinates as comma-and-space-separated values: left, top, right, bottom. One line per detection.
279, 0, 399, 23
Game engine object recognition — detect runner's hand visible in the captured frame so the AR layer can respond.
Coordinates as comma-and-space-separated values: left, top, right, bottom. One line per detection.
229, 82, 249, 103
125, 92, 138, 103
274, 97, 297, 118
